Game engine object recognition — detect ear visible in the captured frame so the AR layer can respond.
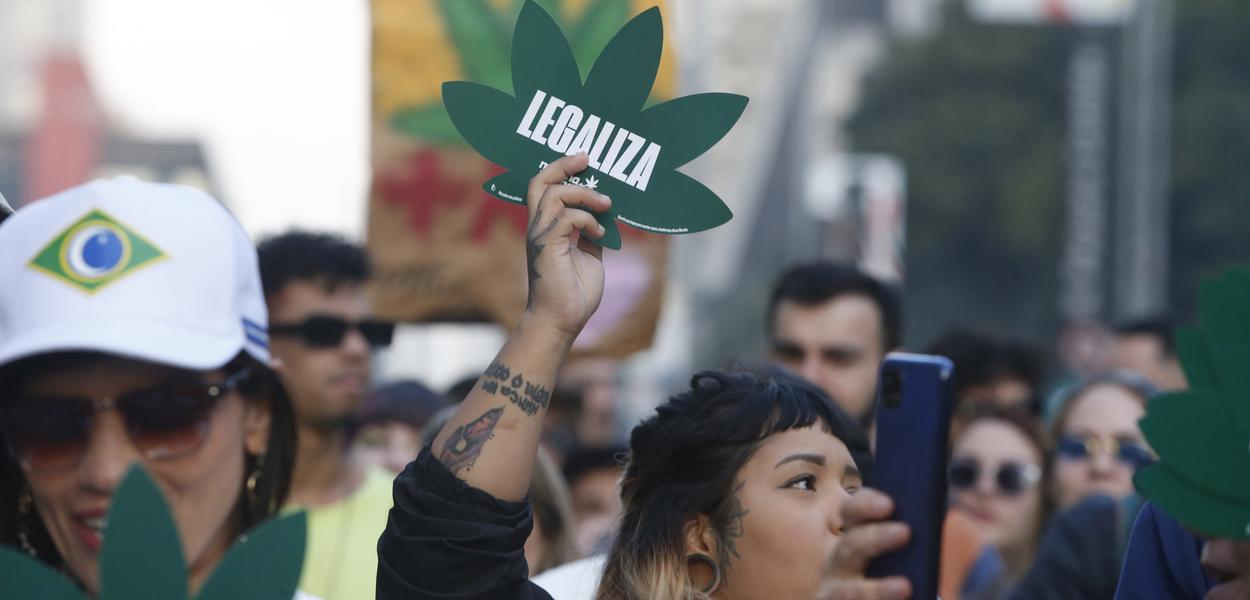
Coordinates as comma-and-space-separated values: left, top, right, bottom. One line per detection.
684, 514, 722, 593
683, 513, 718, 557
267, 357, 286, 377
242, 394, 273, 456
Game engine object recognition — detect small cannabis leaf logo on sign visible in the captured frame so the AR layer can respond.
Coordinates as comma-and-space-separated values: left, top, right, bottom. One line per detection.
1134, 266, 1250, 538
0, 466, 307, 599
442, 0, 748, 250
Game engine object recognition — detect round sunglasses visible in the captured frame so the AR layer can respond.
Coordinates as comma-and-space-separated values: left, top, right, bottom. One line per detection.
269, 315, 395, 349
1055, 434, 1155, 470
949, 457, 1042, 497
0, 368, 252, 473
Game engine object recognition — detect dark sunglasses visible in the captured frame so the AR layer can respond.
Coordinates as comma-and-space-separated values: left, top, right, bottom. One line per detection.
1056, 435, 1155, 470
949, 457, 1041, 497
269, 315, 395, 349
0, 369, 252, 473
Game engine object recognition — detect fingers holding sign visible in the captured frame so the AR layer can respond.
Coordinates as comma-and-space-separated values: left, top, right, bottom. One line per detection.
523, 153, 612, 343
817, 489, 913, 600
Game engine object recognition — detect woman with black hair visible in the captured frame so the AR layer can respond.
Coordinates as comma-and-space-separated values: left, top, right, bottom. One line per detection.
0, 179, 302, 597
596, 371, 863, 599
375, 154, 866, 599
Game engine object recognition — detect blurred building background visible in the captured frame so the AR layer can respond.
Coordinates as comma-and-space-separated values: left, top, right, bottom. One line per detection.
0, 0, 215, 207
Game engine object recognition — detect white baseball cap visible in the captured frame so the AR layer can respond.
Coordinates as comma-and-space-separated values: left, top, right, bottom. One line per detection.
0, 178, 269, 370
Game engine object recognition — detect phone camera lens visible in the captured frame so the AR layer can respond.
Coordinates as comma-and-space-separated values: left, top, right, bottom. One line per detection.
883, 369, 903, 408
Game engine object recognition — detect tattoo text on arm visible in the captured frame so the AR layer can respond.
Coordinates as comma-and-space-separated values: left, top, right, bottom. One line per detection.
438, 407, 504, 475
480, 360, 551, 417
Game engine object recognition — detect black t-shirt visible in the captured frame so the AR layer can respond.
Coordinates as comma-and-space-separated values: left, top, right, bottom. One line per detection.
376, 447, 554, 600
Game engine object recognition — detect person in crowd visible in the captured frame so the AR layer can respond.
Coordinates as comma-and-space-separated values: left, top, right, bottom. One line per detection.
350, 380, 450, 474
562, 446, 626, 555
766, 261, 902, 432
998, 371, 1156, 598
766, 278, 1000, 599
527, 448, 581, 577
927, 329, 1046, 416
257, 231, 396, 600
557, 358, 624, 447
1110, 315, 1187, 391
0, 179, 307, 597
375, 154, 866, 599
1047, 371, 1157, 510
593, 370, 865, 599
948, 408, 1051, 588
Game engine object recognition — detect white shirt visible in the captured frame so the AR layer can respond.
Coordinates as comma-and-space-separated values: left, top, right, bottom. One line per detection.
533, 555, 607, 600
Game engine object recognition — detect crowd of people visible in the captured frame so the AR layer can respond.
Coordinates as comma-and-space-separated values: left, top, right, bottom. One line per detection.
0, 155, 1246, 600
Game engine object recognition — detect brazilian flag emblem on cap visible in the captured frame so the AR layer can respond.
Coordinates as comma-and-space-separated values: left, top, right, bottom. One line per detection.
28, 209, 166, 293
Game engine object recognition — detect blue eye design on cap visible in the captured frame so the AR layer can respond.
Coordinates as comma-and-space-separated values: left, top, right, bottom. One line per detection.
65, 224, 129, 280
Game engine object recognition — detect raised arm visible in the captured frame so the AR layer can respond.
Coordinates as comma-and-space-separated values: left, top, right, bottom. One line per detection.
430, 153, 610, 502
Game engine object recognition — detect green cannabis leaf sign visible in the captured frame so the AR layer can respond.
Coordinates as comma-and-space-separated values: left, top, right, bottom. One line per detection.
1134, 266, 1250, 538
0, 466, 307, 599
442, 0, 748, 249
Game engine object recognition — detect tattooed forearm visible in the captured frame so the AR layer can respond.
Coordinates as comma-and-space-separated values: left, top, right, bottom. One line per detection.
717, 480, 751, 568
438, 407, 504, 475
479, 360, 552, 417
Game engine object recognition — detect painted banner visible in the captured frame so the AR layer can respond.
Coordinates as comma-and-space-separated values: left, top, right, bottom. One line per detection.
369, 0, 677, 357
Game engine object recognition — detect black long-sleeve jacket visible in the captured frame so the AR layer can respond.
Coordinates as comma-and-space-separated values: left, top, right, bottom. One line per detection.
376, 448, 556, 600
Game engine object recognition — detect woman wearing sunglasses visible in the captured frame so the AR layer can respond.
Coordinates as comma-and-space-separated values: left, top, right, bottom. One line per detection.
0, 179, 301, 597
1048, 371, 1157, 510
947, 407, 1051, 590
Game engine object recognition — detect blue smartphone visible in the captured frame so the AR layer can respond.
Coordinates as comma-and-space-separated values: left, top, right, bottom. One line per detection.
865, 353, 955, 599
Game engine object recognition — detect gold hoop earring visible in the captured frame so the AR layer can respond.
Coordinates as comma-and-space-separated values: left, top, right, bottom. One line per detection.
246, 451, 269, 514
18, 485, 38, 558
687, 553, 722, 595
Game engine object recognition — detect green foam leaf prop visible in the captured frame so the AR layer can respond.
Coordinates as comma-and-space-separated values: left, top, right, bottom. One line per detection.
196, 512, 308, 600
100, 464, 188, 599
1135, 464, 1250, 539
1135, 266, 1250, 538
4, 465, 308, 599
0, 546, 88, 600
442, 0, 747, 249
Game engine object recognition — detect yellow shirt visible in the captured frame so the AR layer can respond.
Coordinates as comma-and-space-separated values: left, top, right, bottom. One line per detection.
293, 467, 395, 600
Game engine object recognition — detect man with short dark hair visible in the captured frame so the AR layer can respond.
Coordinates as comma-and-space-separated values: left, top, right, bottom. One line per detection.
926, 328, 1046, 415
766, 262, 902, 427
258, 231, 396, 600
562, 445, 627, 555
1111, 315, 1187, 390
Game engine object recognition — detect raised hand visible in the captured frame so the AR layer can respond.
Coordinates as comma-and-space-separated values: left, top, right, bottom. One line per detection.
522, 153, 611, 343
816, 489, 913, 600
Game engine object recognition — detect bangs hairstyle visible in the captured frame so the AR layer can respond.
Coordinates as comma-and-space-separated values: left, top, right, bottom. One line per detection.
596, 370, 857, 600
0, 351, 296, 569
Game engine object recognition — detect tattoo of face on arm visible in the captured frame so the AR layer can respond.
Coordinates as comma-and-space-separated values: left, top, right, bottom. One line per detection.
717, 481, 751, 572
479, 360, 552, 417
438, 407, 504, 475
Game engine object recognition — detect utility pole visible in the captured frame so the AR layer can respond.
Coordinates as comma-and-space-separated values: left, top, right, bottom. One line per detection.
1114, 0, 1173, 320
